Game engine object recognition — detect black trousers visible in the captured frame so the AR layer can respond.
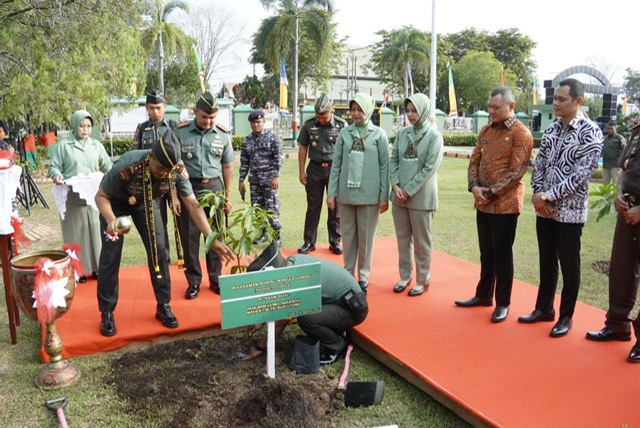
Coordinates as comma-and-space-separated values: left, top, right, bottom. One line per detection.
474, 211, 519, 306
534, 217, 583, 319
97, 201, 170, 312
179, 178, 223, 288
606, 213, 640, 336
297, 303, 366, 353
303, 161, 340, 246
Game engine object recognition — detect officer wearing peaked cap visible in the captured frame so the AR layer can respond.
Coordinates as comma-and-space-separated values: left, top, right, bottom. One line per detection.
132, 89, 178, 263
297, 93, 347, 255
95, 131, 234, 337
176, 91, 235, 300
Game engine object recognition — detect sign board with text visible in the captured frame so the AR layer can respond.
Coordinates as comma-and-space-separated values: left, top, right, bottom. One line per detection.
219, 263, 322, 329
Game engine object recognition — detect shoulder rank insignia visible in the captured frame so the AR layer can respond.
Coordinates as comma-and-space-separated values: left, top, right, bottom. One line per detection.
119, 168, 130, 181
178, 120, 191, 128
174, 163, 189, 179
215, 123, 229, 133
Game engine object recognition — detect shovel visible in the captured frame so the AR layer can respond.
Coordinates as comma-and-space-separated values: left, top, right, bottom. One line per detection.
336, 345, 385, 408
45, 397, 68, 428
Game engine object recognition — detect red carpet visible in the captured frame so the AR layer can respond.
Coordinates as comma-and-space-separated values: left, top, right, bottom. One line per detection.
47, 237, 640, 427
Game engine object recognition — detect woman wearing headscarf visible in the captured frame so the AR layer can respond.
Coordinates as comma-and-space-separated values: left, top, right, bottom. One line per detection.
49, 110, 112, 281
327, 93, 390, 290
390, 94, 444, 296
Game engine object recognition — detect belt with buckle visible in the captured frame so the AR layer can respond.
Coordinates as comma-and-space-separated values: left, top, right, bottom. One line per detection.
312, 160, 332, 168
190, 177, 212, 184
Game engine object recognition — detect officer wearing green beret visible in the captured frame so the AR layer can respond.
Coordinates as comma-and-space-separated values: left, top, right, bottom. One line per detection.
177, 91, 235, 299
297, 93, 347, 255
95, 131, 234, 336
132, 89, 178, 263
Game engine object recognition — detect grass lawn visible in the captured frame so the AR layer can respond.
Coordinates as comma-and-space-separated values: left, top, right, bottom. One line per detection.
0, 156, 618, 427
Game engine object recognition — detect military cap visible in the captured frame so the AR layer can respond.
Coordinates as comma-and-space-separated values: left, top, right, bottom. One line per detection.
146, 89, 166, 105
315, 93, 333, 114
247, 242, 289, 272
196, 91, 219, 114
151, 129, 181, 169
0, 120, 8, 135
248, 110, 265, 121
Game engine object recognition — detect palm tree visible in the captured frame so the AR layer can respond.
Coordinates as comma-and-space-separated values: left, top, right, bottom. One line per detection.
141, 0, 190, 94
258, 0, 335, 140
370, 26, 430, 100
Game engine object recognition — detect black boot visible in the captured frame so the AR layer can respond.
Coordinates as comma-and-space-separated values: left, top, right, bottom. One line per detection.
100, 311, 117, 337
155, 303, 179, 328
185, 284, 200, 300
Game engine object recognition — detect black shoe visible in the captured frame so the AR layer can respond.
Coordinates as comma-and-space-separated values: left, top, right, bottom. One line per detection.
78, 275, 87, 284
408, 284, 429, 296
185, 284, 200, 300
518, 309, 555, 324
586, 327, 632, 342
358, 280, 369, 290
298, 243, 316, 254
491, 306, 509, 323
329, 243, 343, 255
393, 278, 412, 293
100, 311, 117, 337
319, 343, 348, 365
627, 343, 640, 363
455, 296, 493, 307
550, 317, 572, 337
155, 303, 179, 328
91, 271, 99, 280
210, 282, 220, 295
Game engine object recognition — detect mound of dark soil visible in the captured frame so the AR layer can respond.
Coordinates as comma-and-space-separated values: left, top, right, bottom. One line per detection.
108, 332, 344, 428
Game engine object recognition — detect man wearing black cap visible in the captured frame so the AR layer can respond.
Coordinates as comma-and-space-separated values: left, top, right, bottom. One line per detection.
177, 91, 235, 299
132, 90, 178, 262
239, 110, 283, 246
94, 131, 234, 336
244, 242, 368, 364
297, 93, 347, 255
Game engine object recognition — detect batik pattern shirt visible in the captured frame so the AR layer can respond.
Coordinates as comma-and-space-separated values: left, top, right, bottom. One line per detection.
531, 114, 603, 224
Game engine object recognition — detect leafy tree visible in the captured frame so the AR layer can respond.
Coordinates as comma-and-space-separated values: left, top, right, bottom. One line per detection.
623, 68, 640, 107
146, 51, 201, 110
140, 0, 190, 94
254, 0, 336, 129
582, 97, 603, 121
444, 28, 536, 95
234, 74, 280, 108
451, 51, 504, 113
488, 28, 536, 92
444, 28, 490, 63
0, 0, 146, 130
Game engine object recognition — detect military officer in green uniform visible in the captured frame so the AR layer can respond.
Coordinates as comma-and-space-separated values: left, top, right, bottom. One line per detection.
95, 131, 234, 337
177, 91, 235, 299
132, 90, 178, 262
297, 93, 347, 255
587, 121, 640, 363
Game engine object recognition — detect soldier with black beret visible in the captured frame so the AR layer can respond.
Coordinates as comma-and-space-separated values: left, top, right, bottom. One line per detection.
177, 91, 235, 299
239, 109, 283, 246
94, 131, 234, 336
297, 93, 347, 255
132, 89, 178, 263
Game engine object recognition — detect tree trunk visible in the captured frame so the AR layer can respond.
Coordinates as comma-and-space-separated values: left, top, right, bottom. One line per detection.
158, 31, 165, 93
292, 15, 299, 147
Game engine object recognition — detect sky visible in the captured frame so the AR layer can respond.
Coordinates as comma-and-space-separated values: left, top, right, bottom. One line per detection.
189, 0, 640, 96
